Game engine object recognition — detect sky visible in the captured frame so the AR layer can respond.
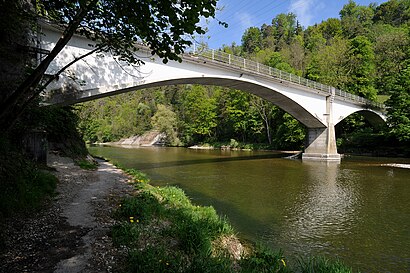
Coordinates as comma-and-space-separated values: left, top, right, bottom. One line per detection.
202, 0, 387, 49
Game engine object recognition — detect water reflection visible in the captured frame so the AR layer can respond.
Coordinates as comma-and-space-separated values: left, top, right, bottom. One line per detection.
89, 146, 410, 272
284, 161, 360, 254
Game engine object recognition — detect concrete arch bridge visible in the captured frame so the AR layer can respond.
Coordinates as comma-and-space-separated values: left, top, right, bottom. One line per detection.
40, 23, 386, 162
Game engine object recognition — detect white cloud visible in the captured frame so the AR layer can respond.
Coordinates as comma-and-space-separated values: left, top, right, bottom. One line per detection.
235, 11, 254, 30
289, 0, 320, 27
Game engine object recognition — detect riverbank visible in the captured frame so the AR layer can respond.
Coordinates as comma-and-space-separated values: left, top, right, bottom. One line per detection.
102, 158, 359, 273
0, 154, 134, 272
0, 153, 361, 273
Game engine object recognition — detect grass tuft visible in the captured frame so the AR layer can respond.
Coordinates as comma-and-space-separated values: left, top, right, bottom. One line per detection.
298, 256, 356, 273
240, 245, 290, 273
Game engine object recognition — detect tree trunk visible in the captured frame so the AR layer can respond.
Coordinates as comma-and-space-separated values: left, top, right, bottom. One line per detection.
0, 2, 95, 132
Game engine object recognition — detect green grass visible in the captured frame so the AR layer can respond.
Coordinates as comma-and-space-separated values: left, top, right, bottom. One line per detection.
111, 167, 360, 273
0, 167, 58, 217
240, 245, 290, 273
298, 256, 356, 273
112, 168, 236, 272
0, 137, 58, 218
75, 158, 98, 170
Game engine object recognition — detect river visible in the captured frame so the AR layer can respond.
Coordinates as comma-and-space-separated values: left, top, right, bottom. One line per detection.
89, 146, 410, 272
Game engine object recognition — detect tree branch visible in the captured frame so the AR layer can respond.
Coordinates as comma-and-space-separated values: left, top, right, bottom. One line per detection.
37, 46, 102, 93
0, 0, 98, 131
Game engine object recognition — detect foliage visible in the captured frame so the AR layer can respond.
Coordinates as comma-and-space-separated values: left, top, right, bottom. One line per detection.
386, 65, 410, 142
340, 0, 375, 38
112, 168, 235, 272
111, 166, 358, 273
298, 256, 356, 273
242, 27, 263, 54
240, 246, 289, 273
345, 36, 377, 99
0, 0, 221, 133
179, 85, 218, 144
0, 136, 57, 217
151, 104, 180, 146
76, 0, 410, 153
75, 158, 98, 170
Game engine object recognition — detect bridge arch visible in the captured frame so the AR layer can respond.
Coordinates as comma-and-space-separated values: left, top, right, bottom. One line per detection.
41, 23, 385, 161
336, 109, 386, 127
50, 75, 326, 129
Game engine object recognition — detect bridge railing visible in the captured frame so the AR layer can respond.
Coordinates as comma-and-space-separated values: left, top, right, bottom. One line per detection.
190, 48, 384, 109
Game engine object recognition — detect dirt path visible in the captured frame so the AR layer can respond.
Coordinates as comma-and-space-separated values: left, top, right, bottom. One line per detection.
0, 154, 133, 273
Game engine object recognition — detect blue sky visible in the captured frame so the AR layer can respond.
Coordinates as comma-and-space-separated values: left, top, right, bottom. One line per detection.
202, 0, 387, 49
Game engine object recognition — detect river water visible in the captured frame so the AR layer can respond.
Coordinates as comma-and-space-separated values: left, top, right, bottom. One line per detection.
89, 146, 410, 272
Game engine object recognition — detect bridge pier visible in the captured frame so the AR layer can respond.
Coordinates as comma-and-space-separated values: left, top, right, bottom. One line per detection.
302, 88, 341, 162
302, 126, 341, 162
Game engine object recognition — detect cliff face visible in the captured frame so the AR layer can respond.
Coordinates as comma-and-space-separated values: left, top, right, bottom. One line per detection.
112, 131, 166, 146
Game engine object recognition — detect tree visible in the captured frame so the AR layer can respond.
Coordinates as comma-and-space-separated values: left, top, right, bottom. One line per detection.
151, 104, 180, 146
304, 25, 326, 52
271, 13, 297, 50
374, 0, 410, 26
305, 37, 349, 87
373, 26, 409, 93
340, 0, 375, 38
345, 36, 377, 100
273, 112, 305, 150
0, 0, 220, 132
241, 27, 262, 54
386, 65, 410, 142
218, 90, 262, 143
265, 52, 296, 74
179, 85, 218, 143
280, 35, 305, 74
318, 18, 342, 42
250, 97, 275, 144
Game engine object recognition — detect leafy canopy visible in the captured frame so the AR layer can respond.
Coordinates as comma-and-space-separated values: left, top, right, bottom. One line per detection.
38, 0, 220, 64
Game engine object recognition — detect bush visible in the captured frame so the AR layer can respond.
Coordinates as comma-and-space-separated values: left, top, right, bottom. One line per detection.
0, 157, 57, 217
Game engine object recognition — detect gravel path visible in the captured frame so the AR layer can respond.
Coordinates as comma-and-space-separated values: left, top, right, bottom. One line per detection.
0, 154, 134, 273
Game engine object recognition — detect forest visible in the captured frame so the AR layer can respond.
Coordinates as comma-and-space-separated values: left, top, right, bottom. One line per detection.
76, 0, 410, 153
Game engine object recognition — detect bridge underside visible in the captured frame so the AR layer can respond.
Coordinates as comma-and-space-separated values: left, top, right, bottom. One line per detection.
47, 77, 342, 161
41, 23, 385, 162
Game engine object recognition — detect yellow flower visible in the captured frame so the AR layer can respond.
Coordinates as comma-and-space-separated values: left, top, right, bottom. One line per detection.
130, 219, 134, 223
281, 258, 286, 267
136, 219, 139, 223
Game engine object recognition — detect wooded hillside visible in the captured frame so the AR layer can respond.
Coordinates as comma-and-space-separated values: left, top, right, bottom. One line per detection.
77, 0, 410, 152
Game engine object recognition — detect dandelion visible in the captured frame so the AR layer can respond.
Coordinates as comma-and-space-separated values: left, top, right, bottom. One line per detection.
281, 258, 286, 267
